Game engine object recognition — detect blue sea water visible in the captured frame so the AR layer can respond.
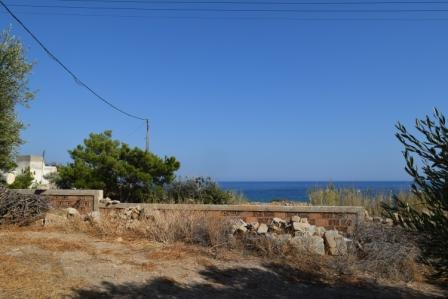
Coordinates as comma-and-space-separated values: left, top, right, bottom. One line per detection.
219, 181, 412, 203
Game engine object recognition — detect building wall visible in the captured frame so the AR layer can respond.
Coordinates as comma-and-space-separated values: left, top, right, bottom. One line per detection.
13, 155, 57, 187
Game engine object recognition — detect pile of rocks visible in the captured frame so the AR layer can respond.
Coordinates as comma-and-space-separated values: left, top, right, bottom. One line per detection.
232, 216, 348, 256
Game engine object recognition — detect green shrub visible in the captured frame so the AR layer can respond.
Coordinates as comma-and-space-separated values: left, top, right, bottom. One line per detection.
165, 177, 247, 204
8, 167, 34, 189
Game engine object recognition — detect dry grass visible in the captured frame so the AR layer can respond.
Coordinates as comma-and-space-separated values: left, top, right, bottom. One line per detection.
14, 209, 427, 285
0, 246, 84, 298
349, 222, 423, 282
0, 233, 95, 254
65, 210, 234, 249
308, 187, 421, 217
78, 211, 425, 282
145, 243, 207, 261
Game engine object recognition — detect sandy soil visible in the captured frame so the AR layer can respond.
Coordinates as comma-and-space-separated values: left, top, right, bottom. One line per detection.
0, 227, 446, 299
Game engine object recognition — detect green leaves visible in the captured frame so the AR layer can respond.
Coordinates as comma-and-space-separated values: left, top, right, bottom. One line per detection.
383, 108, 448, 277
53, 131, 180, 203
8, 167, 34, 189
0, 28, 34, 172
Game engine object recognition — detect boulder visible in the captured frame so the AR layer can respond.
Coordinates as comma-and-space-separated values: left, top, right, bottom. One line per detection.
324, 230, 347, 255
66, 208, 80, 218
290, 235, 325, 256
232, 219, 247, 234
306, 225, 316, 236
266, 233, 291, 245
237, 225, 248, 233
291, 215, 301, 223
315, 226, 326, 237
293, 221, 310, 232
257, 223, 268, 234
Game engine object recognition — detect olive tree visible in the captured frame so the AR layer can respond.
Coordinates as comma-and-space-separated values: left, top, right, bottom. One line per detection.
383, 108, 448, 277
0, 28, 34, 172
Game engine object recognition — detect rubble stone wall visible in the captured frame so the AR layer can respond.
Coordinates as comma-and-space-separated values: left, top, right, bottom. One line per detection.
14, 189, 102, 214
100, 204, 364, 233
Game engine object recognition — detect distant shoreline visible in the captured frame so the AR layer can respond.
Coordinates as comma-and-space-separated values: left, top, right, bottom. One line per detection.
219, 181, 412, 202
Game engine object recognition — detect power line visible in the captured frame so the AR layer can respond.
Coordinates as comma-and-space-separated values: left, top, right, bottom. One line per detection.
4, 10, 448, 21
8, 3, 448, 13
0, 1, 148, 122
43, 0, 448, 5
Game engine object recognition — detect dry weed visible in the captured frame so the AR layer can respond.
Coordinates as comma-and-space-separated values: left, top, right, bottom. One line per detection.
67, 210, 234, 249
349, 222, 422, 282
0, 249, 84, 298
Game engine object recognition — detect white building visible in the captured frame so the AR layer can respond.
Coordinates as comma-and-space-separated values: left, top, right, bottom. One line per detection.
8, 155, 57, 188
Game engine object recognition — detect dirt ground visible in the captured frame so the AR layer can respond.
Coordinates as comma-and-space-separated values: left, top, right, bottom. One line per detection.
0, 227, 446, 299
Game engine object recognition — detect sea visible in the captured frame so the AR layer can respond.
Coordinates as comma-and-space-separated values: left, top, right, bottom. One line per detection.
219, 181, 412, 203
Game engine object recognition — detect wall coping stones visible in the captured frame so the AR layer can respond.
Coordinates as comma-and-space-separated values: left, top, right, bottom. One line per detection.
101, 202, 364, 214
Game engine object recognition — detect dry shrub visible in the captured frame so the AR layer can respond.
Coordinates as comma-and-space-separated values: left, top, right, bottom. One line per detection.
350, 222, 422, 282
70, 210, 234, 249
239, 233, 292, 258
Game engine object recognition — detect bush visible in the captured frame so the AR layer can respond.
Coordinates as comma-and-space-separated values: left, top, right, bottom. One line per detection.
8, 167, 34, 189
350, 222, 421, 282
165, 177, 247, 204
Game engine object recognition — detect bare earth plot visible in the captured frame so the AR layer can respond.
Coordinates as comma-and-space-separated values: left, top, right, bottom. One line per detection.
0, 227, 445, 299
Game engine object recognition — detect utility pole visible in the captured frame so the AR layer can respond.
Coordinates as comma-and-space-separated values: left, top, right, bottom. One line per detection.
145, 119, 150, 152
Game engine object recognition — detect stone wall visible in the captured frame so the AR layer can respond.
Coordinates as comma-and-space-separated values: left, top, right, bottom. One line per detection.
14, 189, 102, 214
11, 188, 365, 233
100, 203, 365, 234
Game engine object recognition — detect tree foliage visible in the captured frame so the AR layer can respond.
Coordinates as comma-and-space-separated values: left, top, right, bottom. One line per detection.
166, 177, 246, 204
53, 131, 180, 202
8, 167, 34, 189
383, 108, 448, 277
0, 28, 34, 172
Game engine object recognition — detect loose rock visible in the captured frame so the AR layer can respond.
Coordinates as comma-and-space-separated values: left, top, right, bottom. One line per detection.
290, 235, 325, 255
257, 223, 268, 234
66, 208, 80, 218
324, 230, 347, 255
291, 215, 301, 223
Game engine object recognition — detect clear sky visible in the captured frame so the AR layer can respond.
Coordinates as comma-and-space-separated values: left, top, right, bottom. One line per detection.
1, 1, 448, 181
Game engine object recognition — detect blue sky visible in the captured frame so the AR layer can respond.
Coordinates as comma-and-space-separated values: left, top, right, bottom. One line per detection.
1, 1, 448, 181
